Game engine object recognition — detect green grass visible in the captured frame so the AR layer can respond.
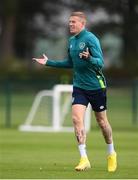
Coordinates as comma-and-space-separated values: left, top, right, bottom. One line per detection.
0, 129, 138, 179
0, 86, 138, 178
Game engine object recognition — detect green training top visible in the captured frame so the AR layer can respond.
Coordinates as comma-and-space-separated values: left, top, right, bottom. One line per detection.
46, 29, 106, 90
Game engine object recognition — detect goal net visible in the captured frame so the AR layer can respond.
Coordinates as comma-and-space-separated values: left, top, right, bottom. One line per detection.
19, 84, 91, 132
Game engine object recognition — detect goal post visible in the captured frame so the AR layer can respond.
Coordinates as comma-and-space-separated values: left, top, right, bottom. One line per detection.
19, 84, 91, 132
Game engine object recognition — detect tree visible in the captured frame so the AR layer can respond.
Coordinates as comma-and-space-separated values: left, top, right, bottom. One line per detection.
122, 0, 138, 72
80, 0, 138, 74
0, 0, 18, 61
14, 0, 69, 58
0, 0, 137, 76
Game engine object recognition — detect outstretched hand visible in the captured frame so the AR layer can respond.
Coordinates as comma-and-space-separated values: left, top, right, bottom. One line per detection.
79, 48, 90, 59
32, 54, 48, 65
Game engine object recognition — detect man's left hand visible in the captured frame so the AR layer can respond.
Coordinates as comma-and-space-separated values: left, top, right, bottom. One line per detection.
79, 48, 90, 59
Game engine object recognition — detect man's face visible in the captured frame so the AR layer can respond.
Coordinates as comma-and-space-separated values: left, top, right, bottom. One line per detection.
69, 16, 85, 35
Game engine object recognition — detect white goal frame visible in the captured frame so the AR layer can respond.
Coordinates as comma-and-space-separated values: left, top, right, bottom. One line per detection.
19, 84, 91, 132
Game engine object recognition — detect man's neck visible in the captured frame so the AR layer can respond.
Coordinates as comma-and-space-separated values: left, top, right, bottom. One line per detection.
75, 27, 85, 36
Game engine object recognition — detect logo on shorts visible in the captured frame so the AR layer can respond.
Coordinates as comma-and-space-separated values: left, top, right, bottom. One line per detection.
100, 105, 104, 110
79, 42, 85, 49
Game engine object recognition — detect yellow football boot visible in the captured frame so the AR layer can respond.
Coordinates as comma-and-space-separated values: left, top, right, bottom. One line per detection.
107, 152, 117, 172
75, 157, 91, 171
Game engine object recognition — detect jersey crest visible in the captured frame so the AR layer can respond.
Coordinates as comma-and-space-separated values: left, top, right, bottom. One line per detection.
79, 42, 85, 49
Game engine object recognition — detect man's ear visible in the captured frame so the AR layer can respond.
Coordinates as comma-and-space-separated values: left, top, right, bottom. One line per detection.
82, 20, 86, 27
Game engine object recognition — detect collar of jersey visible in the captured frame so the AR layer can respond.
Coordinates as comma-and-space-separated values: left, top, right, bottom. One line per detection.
75, 29, 87, 39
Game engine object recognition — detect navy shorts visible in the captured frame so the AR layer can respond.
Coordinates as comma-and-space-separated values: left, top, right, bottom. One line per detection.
72, 87, 107, 112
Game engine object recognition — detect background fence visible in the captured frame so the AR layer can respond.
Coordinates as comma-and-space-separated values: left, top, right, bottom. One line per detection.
0, 79, 138, 130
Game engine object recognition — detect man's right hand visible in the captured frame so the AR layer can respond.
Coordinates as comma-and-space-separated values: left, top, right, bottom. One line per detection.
32, 54, 48, 65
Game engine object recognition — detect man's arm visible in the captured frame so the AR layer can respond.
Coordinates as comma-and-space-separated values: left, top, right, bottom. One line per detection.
33, 53, 73, 69
46, 57, 73, 68
87, 37, 104, 68
79, 37, 104, 69
88, 44, 104, 69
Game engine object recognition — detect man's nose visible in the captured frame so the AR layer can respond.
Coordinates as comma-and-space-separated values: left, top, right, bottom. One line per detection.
69, 22, 73, 26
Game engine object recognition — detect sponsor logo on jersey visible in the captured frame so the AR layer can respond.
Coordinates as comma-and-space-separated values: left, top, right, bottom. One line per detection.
70, 44, 72, 49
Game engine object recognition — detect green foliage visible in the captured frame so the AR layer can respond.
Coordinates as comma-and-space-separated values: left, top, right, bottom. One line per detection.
1, 0, 18, 17
0, 0, 138, 77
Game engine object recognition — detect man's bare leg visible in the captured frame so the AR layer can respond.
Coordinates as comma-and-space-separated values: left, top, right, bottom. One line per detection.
72, 104, 91, 170
95, 110, 117, 172
95, 111, 113, 144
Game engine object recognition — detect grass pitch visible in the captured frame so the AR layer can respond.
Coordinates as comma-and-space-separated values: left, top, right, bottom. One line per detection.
0, 86, 138, 178
0, 129, 138, 179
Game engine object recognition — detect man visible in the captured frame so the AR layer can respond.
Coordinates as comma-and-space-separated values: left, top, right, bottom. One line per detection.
33, 11, 117, 172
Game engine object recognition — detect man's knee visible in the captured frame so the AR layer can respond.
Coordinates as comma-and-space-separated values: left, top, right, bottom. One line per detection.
95, 112, 108, 129
98, 118, 107, 129
72, 114, 82, 126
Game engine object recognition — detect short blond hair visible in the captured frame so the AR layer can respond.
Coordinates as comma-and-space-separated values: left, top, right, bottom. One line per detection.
70, 11, 87, 22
